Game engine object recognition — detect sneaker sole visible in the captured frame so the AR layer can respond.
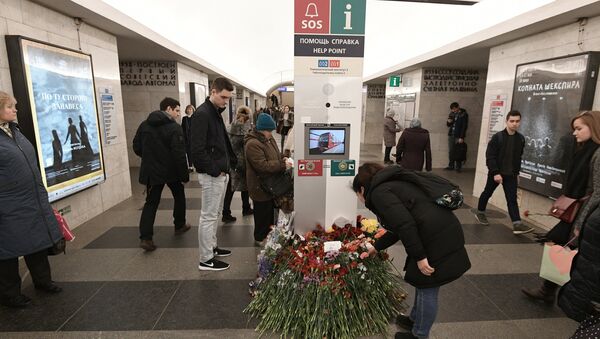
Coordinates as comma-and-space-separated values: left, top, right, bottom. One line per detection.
198, 265, 229, 271
513, 228, 534, 235
470, 209, 489, 225
214, 253, 232, 257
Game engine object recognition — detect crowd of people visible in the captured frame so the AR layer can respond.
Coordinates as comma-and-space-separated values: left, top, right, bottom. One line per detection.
1, 82, 599, 339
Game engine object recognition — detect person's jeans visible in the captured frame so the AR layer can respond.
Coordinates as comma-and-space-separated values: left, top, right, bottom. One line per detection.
477, 174, 521, 222
198, 173, 228, 262
409, 286, 440, 338
222, 177, 251, 216
139, 181, 186, 240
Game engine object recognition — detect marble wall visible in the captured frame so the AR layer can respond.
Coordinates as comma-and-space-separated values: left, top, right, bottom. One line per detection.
0, 0, 131, 227
475, 15, 600, 230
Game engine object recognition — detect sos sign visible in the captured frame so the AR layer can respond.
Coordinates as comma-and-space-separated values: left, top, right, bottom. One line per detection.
295, 0, 330, 34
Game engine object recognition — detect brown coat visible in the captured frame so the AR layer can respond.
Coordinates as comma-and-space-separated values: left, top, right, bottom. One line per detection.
383, 116, 401, 147
396, 127, 432, 171
244, 129, 286, 202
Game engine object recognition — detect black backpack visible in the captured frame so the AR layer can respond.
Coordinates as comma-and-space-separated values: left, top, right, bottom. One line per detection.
394, 169, 464, 210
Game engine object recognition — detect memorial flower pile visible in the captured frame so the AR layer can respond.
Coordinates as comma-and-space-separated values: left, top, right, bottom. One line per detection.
245, 217, 407, 338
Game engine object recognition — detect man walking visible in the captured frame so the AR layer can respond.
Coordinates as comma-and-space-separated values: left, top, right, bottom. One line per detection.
133, 97, 191, 252
445, 102, 468, 172
191, 78, 237, 271
471, 110, 534, 235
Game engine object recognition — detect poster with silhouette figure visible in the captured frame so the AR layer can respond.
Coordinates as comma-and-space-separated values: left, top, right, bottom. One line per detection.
511, 53, 600, 198
5, 36, 105, 202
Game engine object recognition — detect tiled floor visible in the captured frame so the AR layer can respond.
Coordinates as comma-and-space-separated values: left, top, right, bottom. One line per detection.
0, 142, 579, 338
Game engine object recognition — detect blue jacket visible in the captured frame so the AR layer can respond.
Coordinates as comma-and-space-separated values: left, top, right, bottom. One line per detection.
0, 123, 62, 259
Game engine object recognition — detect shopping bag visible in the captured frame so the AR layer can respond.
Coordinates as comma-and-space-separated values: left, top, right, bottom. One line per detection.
539, 243, 577, 286
53, 209, 75, 241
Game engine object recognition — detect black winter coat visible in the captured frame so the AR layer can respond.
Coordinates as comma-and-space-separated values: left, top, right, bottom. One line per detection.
133, 111, 189, 185
486, 129, 525, 176
558, 207, 600, 322
190, 98, 236, 177
0, 123, 62, 260
365, 166, 471, 288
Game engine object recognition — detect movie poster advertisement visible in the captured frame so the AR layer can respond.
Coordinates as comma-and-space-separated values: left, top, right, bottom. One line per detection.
512, 54, 598, 198
21, 39, 105, 202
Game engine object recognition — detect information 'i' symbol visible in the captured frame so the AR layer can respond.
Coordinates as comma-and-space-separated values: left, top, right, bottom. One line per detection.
344, 4, 352, 30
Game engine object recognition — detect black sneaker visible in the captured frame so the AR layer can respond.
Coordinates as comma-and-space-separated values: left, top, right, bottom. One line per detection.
222, 214, 237, 223
242, 208, 254, 216
214, 247, 232, 257
470, 208, 489, 225
395, 332, 418, 339
395, 313, 414, 331
513, 223, 534, 235
198, 258, 230, 271
0, 294, 31, 308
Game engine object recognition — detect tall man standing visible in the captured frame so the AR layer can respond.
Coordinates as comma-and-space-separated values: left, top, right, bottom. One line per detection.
445, 102, 469, 172
133, 97, 191, 252
471, 110, 534, 235
191, 78, 237, 271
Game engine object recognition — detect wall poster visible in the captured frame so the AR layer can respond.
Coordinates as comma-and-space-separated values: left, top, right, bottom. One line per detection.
6, 36, 105, 202
511, 52, 600, 198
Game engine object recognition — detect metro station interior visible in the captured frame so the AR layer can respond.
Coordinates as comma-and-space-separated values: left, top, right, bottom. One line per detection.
1, 0, 600, 338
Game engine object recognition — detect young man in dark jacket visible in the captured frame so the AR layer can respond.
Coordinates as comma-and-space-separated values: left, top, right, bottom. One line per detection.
133, 97, 191, 252
445, 102, 468, 172
191, 78, 237, 271
471, 110, 534, 234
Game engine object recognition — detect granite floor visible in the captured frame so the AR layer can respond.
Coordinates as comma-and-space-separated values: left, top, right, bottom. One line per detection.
0, 142, 579, 338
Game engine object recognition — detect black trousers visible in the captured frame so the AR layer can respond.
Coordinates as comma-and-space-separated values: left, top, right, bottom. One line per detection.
139, 181, 186, 240
0, 249, 52, 299
384, 146, 393, 162
253, 199, 276, 241
222, 177, 251, 216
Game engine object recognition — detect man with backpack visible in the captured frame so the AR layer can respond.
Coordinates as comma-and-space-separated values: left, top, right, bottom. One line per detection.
471, 110, 534, 235
133, 97, 191, 252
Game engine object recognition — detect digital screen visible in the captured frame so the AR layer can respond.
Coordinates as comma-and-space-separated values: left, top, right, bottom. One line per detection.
308, 128, 346, 155
7, 37, 105, 202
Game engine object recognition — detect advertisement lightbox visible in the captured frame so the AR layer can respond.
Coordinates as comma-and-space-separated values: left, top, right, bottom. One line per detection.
6, 36, 106, 202
511, 52, 600, 198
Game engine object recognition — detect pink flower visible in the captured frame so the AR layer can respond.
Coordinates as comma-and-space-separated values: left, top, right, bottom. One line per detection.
360, 252, 370, 259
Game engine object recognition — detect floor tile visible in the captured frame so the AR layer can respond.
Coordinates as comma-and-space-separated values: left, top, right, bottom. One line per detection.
48, 248, 141, 282
466, 273, 566, 320
84, 225, 256, 249
461, 223, 534, 245
429, 319, 527, 339
464, 244, 543, 275
61, 281, 179, 331
511, 318, 578, 339
0, 282, 103, 332
155, 280, 258, 330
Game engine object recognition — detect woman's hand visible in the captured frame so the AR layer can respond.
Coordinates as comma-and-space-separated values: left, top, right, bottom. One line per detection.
417, 258, 435, 276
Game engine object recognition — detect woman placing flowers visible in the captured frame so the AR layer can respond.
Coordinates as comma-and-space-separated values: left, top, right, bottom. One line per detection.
353, 163, 471, 339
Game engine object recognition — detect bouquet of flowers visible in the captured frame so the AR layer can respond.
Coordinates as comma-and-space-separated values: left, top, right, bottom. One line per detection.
245, 216, 407, 338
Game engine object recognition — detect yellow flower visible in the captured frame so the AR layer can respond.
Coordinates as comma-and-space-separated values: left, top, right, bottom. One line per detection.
360, 219, 379, 233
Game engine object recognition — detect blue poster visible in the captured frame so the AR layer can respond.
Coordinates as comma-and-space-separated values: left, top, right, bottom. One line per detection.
22, 39, 104, 202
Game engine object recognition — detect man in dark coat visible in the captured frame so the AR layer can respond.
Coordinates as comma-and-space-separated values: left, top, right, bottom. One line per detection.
0, 92, 63, 308
470, 110, 534, 235
353, 163, 470, 339
133, 97, 190, 252
445, 102, 468, 172
191, 78, 237, 271
396, 118, 432, 171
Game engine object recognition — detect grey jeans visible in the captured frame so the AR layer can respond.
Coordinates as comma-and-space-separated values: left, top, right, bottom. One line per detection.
198, 173, 228, 262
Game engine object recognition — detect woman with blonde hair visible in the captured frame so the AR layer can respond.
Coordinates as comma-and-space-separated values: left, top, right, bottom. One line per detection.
524, 111, 600, 304
222, 106, 253, 222
0, 91, 63, 308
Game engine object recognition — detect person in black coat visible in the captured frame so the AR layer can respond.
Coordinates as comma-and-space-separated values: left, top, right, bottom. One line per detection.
133, 97, 190, 251
0, 91, 63, 308
353, 163, 471, 339
396, 118, 432, 171
181, 104, 195, 170
445, 102, 468, 172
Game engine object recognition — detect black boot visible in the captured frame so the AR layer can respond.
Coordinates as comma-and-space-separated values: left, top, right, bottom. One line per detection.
521, 280, 558, 303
